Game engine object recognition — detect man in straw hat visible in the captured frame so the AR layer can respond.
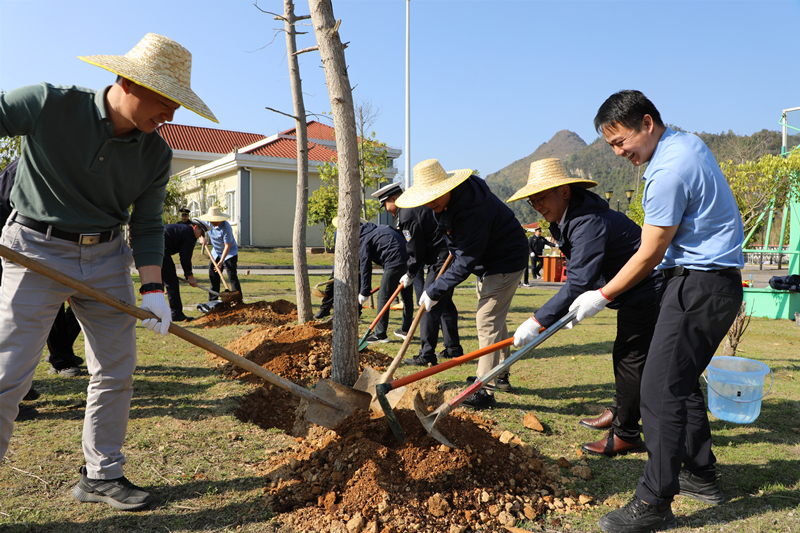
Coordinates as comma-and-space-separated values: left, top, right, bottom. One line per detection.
200, 206, 242, 300
572, 91, 743, 533
373, 182, 464, 364
162, 218, 212, 322
0, 32, 216, 510
395, 159, 528, 408
509, 158, 661, 459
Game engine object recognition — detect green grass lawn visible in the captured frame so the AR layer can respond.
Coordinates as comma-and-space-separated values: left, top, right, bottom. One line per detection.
1, 271, 798, 532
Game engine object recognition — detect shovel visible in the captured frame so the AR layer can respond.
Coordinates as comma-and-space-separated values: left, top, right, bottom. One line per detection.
0, 243, 370, 430
415, 309, 578, 448
352, 253, 454, 412
358, 283, 404, 351
311, 278, 334, 298
179, 277, 237, 303
203, 243, 243, 303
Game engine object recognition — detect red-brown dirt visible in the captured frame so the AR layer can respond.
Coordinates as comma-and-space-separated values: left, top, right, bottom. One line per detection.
193, 299, 298, 328
203, 301, 596, 532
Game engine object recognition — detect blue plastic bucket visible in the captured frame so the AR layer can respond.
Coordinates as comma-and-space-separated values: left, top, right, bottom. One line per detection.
705, 356, 772, 424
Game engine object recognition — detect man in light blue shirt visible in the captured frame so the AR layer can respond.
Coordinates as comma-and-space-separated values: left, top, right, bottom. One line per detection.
571, 90, 744, 533
200, 206, 242, 299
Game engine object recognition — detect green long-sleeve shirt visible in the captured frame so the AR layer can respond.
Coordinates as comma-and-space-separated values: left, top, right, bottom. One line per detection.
0, 82, 171, 267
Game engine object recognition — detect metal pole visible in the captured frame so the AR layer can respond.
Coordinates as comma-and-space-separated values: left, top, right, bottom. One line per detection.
404, 0, 411, 190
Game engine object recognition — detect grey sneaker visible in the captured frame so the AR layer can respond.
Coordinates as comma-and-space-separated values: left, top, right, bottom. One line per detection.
72, 466, 151, 511
678, 469, 724, 505
49, 365, 83, 377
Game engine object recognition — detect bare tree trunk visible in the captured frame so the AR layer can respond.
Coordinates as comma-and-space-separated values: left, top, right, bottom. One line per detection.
722, 301, 751, 356
283, 0, 313, 323
309, 0, 361, 386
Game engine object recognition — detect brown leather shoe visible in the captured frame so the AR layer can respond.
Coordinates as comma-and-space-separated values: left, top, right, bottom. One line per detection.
579, 408, 613, 430
581, 431, 643, 457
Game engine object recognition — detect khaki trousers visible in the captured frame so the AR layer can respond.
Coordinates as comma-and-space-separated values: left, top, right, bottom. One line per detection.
0, 222, 137, 479
474, 270, 524, 392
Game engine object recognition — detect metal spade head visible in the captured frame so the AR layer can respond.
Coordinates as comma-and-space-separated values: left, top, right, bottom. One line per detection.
413, 392, 456, 449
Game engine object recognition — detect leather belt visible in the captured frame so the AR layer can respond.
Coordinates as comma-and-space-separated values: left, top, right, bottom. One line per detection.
660, 265, 741, 279
11, 212, 120, 245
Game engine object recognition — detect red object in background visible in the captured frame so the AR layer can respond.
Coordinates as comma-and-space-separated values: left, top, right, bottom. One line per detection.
742, 280, 752, 288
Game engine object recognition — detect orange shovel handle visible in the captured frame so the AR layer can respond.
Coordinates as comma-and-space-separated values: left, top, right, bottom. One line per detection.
368, 282, 404, 330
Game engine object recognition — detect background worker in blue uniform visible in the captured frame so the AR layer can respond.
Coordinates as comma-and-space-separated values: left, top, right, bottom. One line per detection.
511, 158, 661, 458
395, 159, 528, 409
373, 183, 464, 365
178, 207, 192, 225
162, 219, 211, 322
0, 33, 218, 510
200, 206, 242, 300
570, 90, 744, 533
355, 218, 414, 343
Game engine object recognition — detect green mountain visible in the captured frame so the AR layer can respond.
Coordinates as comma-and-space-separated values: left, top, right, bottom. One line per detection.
486, 127, 800, 225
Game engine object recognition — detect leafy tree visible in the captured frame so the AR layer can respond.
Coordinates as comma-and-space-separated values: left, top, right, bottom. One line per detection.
307, 159, 340, 251
162, 175, 188, 224
0, 135, 21, 171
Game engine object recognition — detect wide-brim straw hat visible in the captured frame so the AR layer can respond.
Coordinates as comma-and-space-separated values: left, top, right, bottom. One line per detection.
79, 33, 217, 123
200, 206, 230, 222
395, 159, 473, 208
507, 158, 597, 203
331, 216, 367, 228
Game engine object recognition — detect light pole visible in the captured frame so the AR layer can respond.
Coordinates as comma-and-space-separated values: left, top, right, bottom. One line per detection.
625, 189, 634, 214
604, 190, 615, 211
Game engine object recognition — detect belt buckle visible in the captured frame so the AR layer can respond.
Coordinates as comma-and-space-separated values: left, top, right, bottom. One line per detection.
79, 233, 101, 245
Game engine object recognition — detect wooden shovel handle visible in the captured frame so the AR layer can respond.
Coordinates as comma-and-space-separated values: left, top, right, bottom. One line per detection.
204, 242, 231, 291
380, 253, 454, 383
0, 243, 336, 409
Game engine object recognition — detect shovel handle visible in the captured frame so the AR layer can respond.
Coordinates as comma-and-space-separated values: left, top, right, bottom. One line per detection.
179, 277, 221, 297
0, 243, 338, 410
367, 283, 404, 330
380, 253, 454, 383
204, 243, 231, 291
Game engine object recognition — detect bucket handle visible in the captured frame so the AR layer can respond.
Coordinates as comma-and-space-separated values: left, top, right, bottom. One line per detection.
702, 368, 774, 404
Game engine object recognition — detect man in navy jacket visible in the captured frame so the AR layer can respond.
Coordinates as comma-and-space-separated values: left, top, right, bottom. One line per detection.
512, 158, 660, 457
162, 219, 210, 322
396, 159, 528, 409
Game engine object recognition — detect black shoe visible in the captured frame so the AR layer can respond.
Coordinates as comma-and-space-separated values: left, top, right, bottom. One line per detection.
461, 390, 497, 410
466, 375, 513, 392
598, 495, 676, 533
15, 405, 38, 421
437, 350, 464, 359
393, 329, 408, 340
172, 313, 193, 322
49, 365, 83, 377
72, 466, 151, 511
404, 355, 438, 367
678, 469, 724, 505
23, 388, 40, 402
365, 333, 389, 344
314, 308, 331, 319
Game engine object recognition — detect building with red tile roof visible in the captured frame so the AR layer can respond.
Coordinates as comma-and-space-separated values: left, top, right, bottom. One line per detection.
157, 121, 400, 248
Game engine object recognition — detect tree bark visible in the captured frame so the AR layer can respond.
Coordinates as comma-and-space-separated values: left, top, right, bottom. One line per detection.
308, 0, 361, 385
284, 0, 313, 323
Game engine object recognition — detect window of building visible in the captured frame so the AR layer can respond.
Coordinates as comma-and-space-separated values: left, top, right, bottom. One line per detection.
225, 191, 236, 223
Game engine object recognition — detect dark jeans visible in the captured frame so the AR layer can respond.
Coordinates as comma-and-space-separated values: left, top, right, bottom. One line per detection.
208, 255, 242, 299
419, 256, 462, 359
162, 255, 185, 318
47, 302, 82, 370
375, 264, 414, 337
635, 269, 743, 507
610, 296, 660, 441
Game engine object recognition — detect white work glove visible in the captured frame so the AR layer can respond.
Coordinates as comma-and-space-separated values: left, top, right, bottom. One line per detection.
568, 289, 613, 325
418, 291, 438, 312
140, 291, 172, 336
530, 253, 535, 258
358, 293, 369, 305
514, 317, 541, 347
400, 273, 413, 288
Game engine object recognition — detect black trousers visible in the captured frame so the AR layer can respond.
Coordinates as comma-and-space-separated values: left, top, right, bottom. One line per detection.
47, 302, 82, 370
635, 269, 742, 506
319, 274, 334, 311
162, 255, 185, 318
610, 296, 660, 441
208, 255, 242, 300
375, 264, 414, 337
523, 255, 530, 285
532, 255, 544, 278
418, 256, 462, 359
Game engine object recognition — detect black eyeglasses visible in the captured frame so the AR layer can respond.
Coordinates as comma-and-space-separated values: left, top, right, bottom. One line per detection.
526, 189, 556, 208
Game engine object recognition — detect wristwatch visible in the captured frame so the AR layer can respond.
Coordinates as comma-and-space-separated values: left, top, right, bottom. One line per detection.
139, 282, 165, 294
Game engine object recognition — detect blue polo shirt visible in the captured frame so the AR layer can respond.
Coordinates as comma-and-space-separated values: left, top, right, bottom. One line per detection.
207, 220, 238, 259
642, 127, 744, 270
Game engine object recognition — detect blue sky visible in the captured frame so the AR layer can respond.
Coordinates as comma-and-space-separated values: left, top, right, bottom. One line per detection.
2, 0, 799, 182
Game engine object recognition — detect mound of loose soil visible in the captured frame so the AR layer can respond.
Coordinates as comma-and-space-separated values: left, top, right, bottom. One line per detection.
193, 299, 298, 328
219, 321, 391, 386
259, 407, 596, 533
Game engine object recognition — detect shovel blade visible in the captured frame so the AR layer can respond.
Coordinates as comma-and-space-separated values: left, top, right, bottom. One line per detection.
221, 290, 243, 303
353, 366, 407, 412
413, 392, 457, 449
305, 378, 371, 429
